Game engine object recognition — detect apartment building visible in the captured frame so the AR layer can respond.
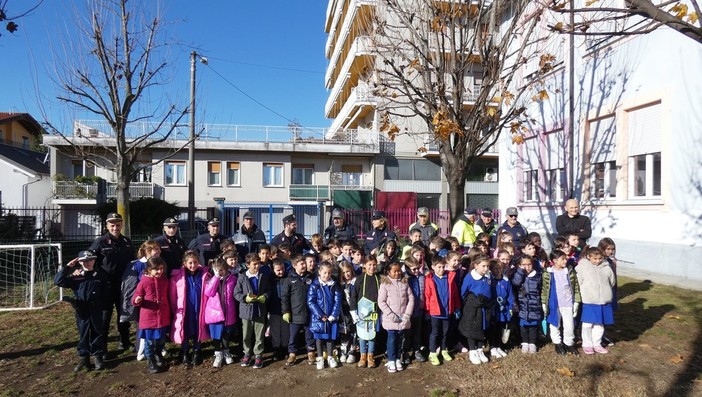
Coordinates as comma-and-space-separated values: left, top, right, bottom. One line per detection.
323, 0, 499, 213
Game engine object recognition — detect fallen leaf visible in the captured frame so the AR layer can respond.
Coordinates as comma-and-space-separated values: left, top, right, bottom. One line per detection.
670, 354, 684, 364
638, 343, 651, 348
666, 314, 682, 320
557, 367, 575, 377
491, 364, 501, 369
618, 359, 626, 364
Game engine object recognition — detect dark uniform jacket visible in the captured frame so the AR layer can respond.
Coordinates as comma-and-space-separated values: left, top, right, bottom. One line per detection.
231, 225, 267, 262
280, 271, 313, 324
188, 233, 226, 266
154, 234, 187, 273
90, 233, 134, 283
322, 224, 357, 245
270, 231, 310, 256
55, 265, 109, 315
363, 227, 397, 257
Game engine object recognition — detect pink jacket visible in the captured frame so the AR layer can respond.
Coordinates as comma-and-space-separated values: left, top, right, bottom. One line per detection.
204, 273, 238, 326
133, 275, 170, 330
169, 266, 210, 344
378, 276, 415, 331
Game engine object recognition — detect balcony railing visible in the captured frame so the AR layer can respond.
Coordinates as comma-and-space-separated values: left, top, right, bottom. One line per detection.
289, 184, 374, 201
53, 181, 155, 200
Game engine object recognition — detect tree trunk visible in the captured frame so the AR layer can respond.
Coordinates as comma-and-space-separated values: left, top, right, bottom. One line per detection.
445, 165, 467, 226
115, 153, 132, 237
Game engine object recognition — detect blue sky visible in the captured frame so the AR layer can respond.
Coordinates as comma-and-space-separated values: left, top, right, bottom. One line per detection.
0, 1, 331, 132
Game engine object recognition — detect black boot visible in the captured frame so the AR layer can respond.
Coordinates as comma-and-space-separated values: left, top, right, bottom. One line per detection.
74, 356, 91, 372
93, 355, 105, 370
192, 350, 202, 365
555, 344, 567, 355
180, 351, 192, 366
147, 356, 160, 374
154, 351, 164, 368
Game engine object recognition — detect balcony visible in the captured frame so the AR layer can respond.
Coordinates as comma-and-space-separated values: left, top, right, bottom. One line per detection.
53, 181, 155, 201
289, 184, 374, 201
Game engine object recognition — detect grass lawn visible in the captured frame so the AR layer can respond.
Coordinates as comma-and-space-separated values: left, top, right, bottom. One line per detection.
0, 276, 700, 396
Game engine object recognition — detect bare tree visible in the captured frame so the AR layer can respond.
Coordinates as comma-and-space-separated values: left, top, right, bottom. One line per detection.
0, 0, 43, 37
44, 0, 189, 236
368, 0, 551, 222
547, 0, 702, 45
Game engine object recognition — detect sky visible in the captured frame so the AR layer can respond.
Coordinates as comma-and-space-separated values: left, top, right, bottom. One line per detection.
0, 1, 332, 133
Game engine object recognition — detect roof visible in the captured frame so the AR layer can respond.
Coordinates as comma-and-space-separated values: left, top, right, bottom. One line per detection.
0, 112, 44, 135
0, 144, 50, 175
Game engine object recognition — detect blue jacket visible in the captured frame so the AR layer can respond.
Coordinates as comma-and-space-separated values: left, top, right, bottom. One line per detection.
491, 276, 514, 323
511, 268, 542, 322
406, 270, 425, 317
495, 221, 528, 247
307, 278, 342, 339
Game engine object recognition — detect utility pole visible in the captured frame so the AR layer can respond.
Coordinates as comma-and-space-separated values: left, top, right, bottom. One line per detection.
188, 51, 197, 231
568, 0, 576, 199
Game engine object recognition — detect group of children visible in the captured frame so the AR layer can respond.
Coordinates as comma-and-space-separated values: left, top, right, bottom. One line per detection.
57, 230, 618, 374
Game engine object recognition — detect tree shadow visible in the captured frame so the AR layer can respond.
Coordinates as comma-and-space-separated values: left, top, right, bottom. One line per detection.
613, 297, 675, 342
582, 361, 657, 396
661, 296, 702, 397
616, 279, 652, 301
0, 341, 76, 360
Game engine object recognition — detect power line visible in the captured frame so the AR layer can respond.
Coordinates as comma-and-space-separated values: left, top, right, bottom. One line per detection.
204, 56, 324, 74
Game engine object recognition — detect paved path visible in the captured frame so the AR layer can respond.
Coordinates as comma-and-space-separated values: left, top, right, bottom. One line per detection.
617, 265, 702, 291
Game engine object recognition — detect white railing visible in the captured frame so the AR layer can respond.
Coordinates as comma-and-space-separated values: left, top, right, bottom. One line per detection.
53, 181, 155, 200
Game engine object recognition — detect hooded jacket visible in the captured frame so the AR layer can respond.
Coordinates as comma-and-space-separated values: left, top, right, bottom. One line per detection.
169, 266, 210, 343
281, 271, 313, 324
576, 258, 615, 305
133, 275, 171, 330
378, 275, 415, 331
512, 267, 543, 322
203, 273, 238, 326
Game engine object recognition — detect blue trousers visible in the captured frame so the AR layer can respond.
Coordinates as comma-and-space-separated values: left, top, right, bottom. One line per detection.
386, 330, 402, 361
288, 323, 315, 353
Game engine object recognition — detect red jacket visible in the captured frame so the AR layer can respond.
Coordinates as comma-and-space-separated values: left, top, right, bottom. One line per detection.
133, 275, 171, 330
424, 271, 461, 317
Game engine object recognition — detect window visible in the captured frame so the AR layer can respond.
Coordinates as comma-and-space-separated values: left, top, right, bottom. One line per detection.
72, 160, 84, 178
207, 162, 221, 186
627, 102, 661, 198
292, 164, 314, 185
384, 158, 440, 180
263, 163, 283, 187
165, 162, 186, 186
524, 170, 539, 202
341, 164, 362, 185
547, 168, 565, 201
226, 162, 240, 186
593, 161, 616, 199
132, 164, 152, 183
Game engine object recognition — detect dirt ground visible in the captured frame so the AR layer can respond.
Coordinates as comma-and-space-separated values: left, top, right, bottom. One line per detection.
1, 276, 701, 397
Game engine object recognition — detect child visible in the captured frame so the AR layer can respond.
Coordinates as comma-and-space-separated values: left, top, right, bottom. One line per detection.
132, 257, 170, 374
378, 262, 414, 373
304, 253, 318, 277
566, 233, 582, 263
257, 244, 273, 276
403, 257, 427, 362
424, 257, 461, 365
234, 253, 271, 369
268, 259, 289, 361
598, 237, 618, 346
511, 255, 542, 353
459, 255, 492, 365
170, 250, 210, 366
401, 229, 423, 260
576, 247, 616, 354
496, 249, 512, 275
338, 261, 358, 364
410, 245, 429, 275
54, 250, 108, 372
221, 250, 240, 275
327, 239, 342, 260
307, 262, 343, 369
542, 250, 581, 356
494, 230, 514, 258
281, 255, 316, 366
378, 239, 399, 274
351, 247, 365, 274
446, 236, 463, 255
527, 232, 549, 264
308, 233, 324, 258
338, 240, 354, 265
121, 240, 161, 361
489, 259, 513, 359
350, 255, 382, 368
204, 257, 238, 367
517, 239, 541, 271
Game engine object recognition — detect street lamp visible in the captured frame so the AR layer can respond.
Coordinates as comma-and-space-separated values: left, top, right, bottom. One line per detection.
188, 51, 208, 230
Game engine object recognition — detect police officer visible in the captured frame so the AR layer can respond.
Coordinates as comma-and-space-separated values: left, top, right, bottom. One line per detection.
231, 211, 267, 262
474, 208, 498, 248
188, 217, 226, 266
89, 212, 134, 353
322, 209, 357, 245
153, 217, 187, 274
451, 208, 477, 249
408, 207, 439, 246
363, 210, 397, 256
54, 249, 108, 371
270, 214, 310, 256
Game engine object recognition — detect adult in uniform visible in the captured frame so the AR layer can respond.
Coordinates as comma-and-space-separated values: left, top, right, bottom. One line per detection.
231, 211, 267, 262
187, 217, 226, 266
474, 207, 498, 248
153, 217, 187, 274
496, 207, 529, 247
451, 208, 477, 249
408, 207, 439, 246
323, 209, 357, 245
270, 214, 310, 256
363, 210, 397, 257
89, 212, 135, 352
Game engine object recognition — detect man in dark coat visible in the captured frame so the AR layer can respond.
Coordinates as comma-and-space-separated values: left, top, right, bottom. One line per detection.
555, 199, 592, 249
153, 217, 187, 273
271, 214, 310, 256
188, 217, 226, 266
323, 209, 357, 245
232, 211, 267, 262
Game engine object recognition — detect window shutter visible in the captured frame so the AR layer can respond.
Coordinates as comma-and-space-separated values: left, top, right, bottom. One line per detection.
590, 115, 616, 163
628, 102, 661, 156
546, 130, 565, 169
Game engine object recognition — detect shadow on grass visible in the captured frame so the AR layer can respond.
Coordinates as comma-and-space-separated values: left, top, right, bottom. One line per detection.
0, 341, 76, 360
616, 279, 652, 301
614, 297, 675, 342
583, 361, 656, 396
662, 296, 702, 397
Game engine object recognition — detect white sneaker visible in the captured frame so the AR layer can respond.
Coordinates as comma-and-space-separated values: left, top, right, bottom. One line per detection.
477, 349, 489, 363
386, 361, 397, 373
346, 353, 356, 364
136, 338, 145, 361
339, 353, 347, 363
316, 357, 325, 370
468, 350, 481, 365
223, 351, 234, 365
496, 347, 508, 357
528, 344, 537, 353
213, 351, 224, 368
395, 359, 404, 371
490, 348, 501, 359
521, 343, 529, 353
328, 356, 339, 368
